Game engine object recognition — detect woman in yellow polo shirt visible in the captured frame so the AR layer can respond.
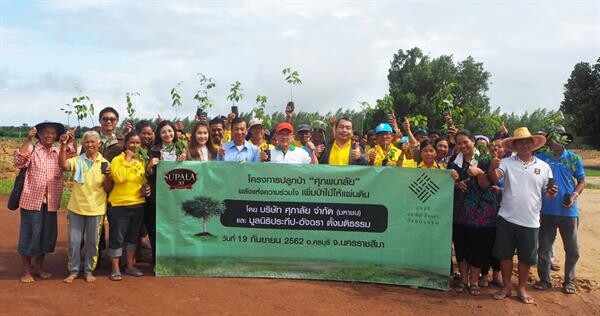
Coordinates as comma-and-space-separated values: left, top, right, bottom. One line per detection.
107, 132, 149, 281
59, 131, 110, 284
417, 139, 444, 169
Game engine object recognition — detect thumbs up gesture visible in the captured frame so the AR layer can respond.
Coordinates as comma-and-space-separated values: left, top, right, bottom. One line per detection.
350, 142, 361, 160
491, 150, 501, 170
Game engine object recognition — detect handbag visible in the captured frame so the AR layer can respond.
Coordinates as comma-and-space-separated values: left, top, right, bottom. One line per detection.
7, 167, 27, 211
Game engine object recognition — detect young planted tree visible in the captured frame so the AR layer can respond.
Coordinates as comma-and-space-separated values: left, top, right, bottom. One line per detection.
252, 95, 271, 129
181, 196, 226, 236
227, 81, 244, 111
170, 82, 183, 117
193, 73, 216, 117
126, 91, 140, 121
59, 103, 74, 127
282, 67, 302, 101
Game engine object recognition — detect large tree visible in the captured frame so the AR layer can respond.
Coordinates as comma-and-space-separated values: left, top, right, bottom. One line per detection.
387, 47, 493, 134
560, 58, 600, 148
182, 196, 226, 236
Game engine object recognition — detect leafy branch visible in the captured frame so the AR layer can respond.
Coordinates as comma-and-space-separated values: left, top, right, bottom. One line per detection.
252, 95, 271, 129
126, 91, 140, 121
227, 81, 244, 106
282, 67, 302, 101
193, 73, 216, 112
59, 103, 73, 127
170, 82, 183, 116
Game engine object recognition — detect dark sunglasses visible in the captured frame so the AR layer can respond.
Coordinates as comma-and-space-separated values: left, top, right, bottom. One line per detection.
102, 117, 117, 122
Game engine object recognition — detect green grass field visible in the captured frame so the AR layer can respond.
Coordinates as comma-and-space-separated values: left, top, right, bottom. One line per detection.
156, 257, 449, 291
0, 178, 71, 208
585, 168, 600, 177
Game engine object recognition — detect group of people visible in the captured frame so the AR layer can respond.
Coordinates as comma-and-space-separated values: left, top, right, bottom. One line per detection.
14, 104, 585, 304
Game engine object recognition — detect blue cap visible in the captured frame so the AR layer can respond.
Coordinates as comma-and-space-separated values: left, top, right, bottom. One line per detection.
399, 136, 409, 144
375, 123, 393, 134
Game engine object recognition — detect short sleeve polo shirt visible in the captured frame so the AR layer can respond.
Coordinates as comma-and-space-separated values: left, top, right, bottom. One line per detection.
498, 155, 553, 228
270, 145, 311, 164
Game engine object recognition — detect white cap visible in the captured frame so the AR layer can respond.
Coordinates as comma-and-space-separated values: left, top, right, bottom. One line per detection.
249, 118, 263, 128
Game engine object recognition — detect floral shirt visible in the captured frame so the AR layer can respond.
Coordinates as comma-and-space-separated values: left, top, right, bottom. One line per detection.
448, 153, 498, 227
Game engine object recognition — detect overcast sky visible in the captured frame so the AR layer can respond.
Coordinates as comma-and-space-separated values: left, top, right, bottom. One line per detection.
1, 1, 599, 126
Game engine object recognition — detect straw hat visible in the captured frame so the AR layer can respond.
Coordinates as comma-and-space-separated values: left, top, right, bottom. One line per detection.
503, 127, 546, 151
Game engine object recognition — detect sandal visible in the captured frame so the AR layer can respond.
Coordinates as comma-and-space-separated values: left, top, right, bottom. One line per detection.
469, 285, 481, 296
533, 280, 552, 290
109, 272, 122, 281
518, 294, 535, 304
478, 277, 489, 287
454, 282, 468, 293
124, 267, 144, 277
563, 283, 576, 294
493, 289, 511, 300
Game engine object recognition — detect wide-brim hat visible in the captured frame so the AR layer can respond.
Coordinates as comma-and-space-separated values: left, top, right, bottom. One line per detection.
34, 121, 65, 140
503, 127, 546, 152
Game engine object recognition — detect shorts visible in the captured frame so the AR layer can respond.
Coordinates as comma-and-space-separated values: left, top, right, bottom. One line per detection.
493, 216, 538, 266
18, 205, 58, 257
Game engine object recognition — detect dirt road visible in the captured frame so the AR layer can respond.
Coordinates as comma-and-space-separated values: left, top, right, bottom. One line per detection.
1, 193, 599, 315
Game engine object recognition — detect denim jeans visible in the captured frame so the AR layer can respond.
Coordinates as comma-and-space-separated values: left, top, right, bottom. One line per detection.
537, 215, 579, 285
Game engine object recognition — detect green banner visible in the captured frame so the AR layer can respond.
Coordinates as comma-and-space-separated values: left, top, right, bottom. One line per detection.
156, 161, 454, 290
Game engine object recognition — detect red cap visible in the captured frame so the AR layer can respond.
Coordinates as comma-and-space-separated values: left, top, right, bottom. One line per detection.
275, 122, 294, 133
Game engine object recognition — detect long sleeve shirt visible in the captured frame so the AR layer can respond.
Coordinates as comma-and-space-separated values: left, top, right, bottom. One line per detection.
108, 153, 147, 207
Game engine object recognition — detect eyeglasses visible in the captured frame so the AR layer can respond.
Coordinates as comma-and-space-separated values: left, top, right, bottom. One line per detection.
102, 117, 117, 123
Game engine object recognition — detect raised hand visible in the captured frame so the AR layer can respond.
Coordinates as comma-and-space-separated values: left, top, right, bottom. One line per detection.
491, 149, 501, 170
59, 133, 69, 144
120, 121, 133, 137
227, 112, 236, 122
27, 127, 37, 141
499, 121, 508, 135
388, 113, 399, 131
402, 116, 411, 132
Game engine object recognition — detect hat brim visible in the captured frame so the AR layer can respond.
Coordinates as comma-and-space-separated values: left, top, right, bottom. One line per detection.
34, 122, 65, 140
503, 134, 546, 152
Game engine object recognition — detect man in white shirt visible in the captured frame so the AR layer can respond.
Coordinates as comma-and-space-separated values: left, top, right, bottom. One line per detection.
264, 122, 318, 164
488, 127, 558, 304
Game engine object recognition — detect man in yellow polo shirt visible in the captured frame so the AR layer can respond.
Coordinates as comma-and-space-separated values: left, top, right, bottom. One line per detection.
367, 123, 402, 166
318, 117, 367, 165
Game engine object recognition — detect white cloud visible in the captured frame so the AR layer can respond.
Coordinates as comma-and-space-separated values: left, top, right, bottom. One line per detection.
1, 1, 598, 126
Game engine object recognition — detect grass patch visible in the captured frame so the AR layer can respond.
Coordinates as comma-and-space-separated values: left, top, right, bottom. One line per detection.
156, 257, 449, 291
0, 178, 71, 208
587, 183, 600, 190
0, 178, 14, 195
585, 168, 600, 177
